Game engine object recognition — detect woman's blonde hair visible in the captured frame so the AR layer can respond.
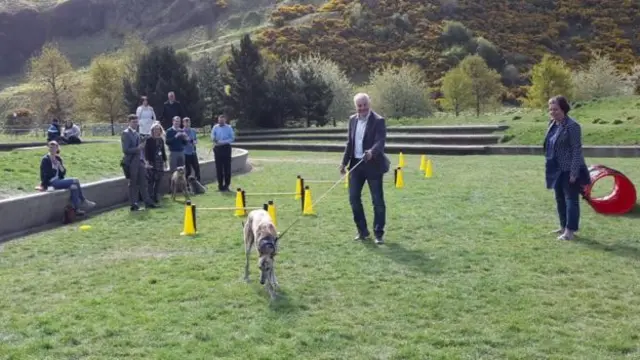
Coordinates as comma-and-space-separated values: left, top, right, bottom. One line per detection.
150, 121, 165, 137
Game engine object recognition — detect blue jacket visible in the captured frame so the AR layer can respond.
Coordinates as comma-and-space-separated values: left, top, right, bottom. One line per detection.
543, 117, 591, 189
165, 127, 188, 153
40, 154, 66, 189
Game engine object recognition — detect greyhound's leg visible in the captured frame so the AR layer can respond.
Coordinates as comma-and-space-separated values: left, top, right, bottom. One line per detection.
243, 223, 253, 282
271, 265, 279, 289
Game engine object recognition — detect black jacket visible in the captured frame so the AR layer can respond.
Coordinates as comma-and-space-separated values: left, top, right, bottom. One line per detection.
144, 137, 167, 163
40, 154, 66, 188
162, 101, 186, 128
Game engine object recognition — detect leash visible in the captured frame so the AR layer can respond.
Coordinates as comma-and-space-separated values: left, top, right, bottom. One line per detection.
275, 158, 366, 241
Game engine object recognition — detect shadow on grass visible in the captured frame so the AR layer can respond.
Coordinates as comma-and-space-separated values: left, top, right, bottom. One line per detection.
621, 204, 640, 219
364, 241, 442, 275
252, 285, 303, 314
574, 236, 640, 261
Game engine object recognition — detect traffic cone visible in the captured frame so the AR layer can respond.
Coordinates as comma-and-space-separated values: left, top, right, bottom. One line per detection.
419, 155, 427, 171
267, 200, 277, 226
303, 186, 315, 215
398, 152, 406, 168
234, 188, 246, 217
180, 200, 196, 236
395, 167, 404, 188
295, 175, 303, 200
425, 159, 433, 178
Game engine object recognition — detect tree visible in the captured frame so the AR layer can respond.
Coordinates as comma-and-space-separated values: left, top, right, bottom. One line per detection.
571, 51, 635, 101
124, 46, 204, 128
27, 42, 74, 121
120, 33, 149, 85
286, 54, 354, 125
223, 34, 271, 128
525, 54, 574, 109
266, 64, 304, 128
458, 55, 504, 116
297, 64, 334, 127
441, 66, 473, 116
82, 55, 127, 135
197, 54, 227, 122
367, 63, 433, 118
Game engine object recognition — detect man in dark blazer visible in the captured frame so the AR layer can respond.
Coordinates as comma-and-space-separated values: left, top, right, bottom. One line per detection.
161, 91, 186, 129
121, 114, 157, 211
340, 93, 390, 244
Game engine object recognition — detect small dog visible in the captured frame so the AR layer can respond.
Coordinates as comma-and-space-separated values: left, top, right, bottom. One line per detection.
170, 166, 191, 201
243, 209, 279, 299
188, 175, 207, 195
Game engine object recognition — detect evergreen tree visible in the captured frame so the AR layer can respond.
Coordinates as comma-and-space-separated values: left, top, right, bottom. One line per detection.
222, 34, 270, 128
123, 46, 204, 127
297, 64, 333, 127
197, 54, 227, 123
267, 65, 303, 128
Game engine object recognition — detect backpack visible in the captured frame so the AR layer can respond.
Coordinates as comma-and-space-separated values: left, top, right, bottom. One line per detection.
62, 205, 77, 224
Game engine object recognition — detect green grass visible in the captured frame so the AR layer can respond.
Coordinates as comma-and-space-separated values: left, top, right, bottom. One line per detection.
386, 96, 640, 145
0, 143, 124, 197
1, 150, 640, 359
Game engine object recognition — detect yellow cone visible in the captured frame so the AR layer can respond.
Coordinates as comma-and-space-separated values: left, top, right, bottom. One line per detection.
425, 159, 433, 178
419, 155, 427, 171
398, 152, 406, 168
234, 188, 246, 217
295, 175, 303, 200
180, 200, 197, 236
395, 167, 404, 188
303, 186, 315, 215
267, 200, 277, 226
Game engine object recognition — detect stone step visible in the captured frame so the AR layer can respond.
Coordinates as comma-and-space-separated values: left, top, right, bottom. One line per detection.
236, 133, 503, 145
234, 142, 489, 155
237, 124, 509, 136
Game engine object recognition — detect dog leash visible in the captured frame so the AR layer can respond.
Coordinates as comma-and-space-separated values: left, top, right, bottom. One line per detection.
274, 158, 366, 241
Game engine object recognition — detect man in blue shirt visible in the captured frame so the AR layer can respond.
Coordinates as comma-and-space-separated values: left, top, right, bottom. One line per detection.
182, 117, 201, 181
210, 114, 235, 192
165, 116, 189, 171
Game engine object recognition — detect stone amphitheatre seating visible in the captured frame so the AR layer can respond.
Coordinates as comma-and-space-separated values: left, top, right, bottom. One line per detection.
232, 124, 640, 157
0, 148, 250, 242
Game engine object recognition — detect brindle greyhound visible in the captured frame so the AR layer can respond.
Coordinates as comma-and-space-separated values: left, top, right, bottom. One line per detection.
243, 209, 279, 299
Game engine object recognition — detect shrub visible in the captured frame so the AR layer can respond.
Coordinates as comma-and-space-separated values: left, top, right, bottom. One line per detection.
4, 108, 34, 135
286, 54, 354, 122
366, 63, 434, 118
525, 54, 574, 109
571, 51, 635, 101
270, 4, 315, 22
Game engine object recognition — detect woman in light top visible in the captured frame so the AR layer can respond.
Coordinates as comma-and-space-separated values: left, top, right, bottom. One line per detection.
136, 96, 157, 139
62, 120, 82, 144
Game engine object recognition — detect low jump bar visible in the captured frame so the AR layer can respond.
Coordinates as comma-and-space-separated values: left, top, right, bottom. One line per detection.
244, 192, 297, 196
303, 180, 335, 183
198, 206, 263, 210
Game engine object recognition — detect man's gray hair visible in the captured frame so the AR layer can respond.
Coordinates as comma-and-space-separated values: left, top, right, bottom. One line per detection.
353, 93, 371, 106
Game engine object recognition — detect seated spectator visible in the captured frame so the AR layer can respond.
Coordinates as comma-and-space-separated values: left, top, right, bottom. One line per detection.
47, 118, 65, 144
62, 120, 82, 144
39, 141, 96, 215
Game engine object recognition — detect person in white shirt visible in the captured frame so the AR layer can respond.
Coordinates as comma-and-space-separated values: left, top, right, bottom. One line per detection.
62, 120, 82, 144
136, 96, 157, 139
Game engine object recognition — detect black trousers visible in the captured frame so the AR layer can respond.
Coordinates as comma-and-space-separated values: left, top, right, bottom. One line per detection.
185, 153, 201, 181
147, 168, 164, 203
213, 144, 232, 190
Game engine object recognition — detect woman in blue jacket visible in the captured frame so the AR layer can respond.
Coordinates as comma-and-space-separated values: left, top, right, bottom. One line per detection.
39, 141, 96, 215
543, 96, 591, 240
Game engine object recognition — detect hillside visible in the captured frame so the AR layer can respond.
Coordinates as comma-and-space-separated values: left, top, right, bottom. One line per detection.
257, 0, 640, 85
0, 0, 272, 77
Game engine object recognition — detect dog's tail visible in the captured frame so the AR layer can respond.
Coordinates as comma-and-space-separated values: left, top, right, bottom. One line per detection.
241, 221, 245, 229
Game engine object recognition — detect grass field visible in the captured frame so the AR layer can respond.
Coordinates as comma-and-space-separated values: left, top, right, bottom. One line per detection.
1, 150, 639, 359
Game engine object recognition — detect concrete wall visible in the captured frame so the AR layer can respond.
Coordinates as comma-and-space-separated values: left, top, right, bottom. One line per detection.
0, 148, 250, 242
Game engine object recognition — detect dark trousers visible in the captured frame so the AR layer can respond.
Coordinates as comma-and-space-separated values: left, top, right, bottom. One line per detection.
348, 159, 386, 237
127, 157, 153, 206
213, 144, 232, 190
147, 168, 164, 203
554, 172, 581, 231
185, 153, 201, 181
